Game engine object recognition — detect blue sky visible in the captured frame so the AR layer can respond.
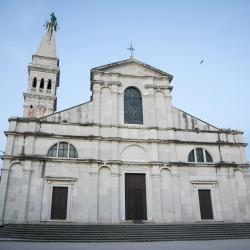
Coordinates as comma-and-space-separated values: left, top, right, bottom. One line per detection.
0, 0, 250, 161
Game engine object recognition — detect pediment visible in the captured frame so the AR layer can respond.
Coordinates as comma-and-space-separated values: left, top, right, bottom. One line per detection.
91, 58, 173, 81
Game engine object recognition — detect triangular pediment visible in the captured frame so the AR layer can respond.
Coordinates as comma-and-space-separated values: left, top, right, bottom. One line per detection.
91, 58, 173, 81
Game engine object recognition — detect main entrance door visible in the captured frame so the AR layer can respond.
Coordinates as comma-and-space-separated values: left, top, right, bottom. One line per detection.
125, 173, 147, 220
198, 189, 213, 220
51, 187, 68, 220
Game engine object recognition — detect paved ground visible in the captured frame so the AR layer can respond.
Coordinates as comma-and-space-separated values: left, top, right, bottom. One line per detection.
0, 239, 250, 250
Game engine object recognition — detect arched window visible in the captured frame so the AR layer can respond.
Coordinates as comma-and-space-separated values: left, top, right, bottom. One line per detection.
188, 148, 213, 163
47, 79, 52, 90
40, 78, 44, 89
124, 87, 143, 124
48, 142, 78, 158
188, 149, 195, 162
205, 150, 213, 162
32, 77, 37, 88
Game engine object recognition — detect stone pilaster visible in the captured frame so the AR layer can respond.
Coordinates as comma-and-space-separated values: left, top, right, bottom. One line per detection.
111, 164, 120, 223
151, 166, 162, 222
172, 166, 182, 221
0, 160, 11, 225
89, 168, 98, 222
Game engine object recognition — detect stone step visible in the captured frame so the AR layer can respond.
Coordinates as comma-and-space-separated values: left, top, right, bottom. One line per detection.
0, 228, 250, 235
1, 230, 249, 235
1, 223, 250, 242
4, 223, 250, 228
2, 226, 250, 231
1, 236, 250, 242
1, 236, 250, 243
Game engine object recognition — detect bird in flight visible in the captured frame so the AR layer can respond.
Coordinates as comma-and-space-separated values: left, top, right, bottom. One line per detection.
200, 60, 204, 65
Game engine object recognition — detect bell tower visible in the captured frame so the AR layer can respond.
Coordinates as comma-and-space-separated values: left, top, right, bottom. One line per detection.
23, 13, 60, 118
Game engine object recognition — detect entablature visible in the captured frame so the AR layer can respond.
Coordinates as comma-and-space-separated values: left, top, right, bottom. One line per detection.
1, 154, 249, 169
4, 130, 247, 147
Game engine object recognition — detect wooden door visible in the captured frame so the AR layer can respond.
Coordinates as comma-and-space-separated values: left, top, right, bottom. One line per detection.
51, 187, 68, 220
198, 189, 213, 220
125, 174, 147, 220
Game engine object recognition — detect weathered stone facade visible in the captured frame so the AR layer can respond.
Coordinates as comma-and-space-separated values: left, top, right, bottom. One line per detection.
0, 18, 250, 224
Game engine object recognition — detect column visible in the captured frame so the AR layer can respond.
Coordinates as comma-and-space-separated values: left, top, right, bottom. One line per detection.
111, 164, 120, 223
0, 160, 10, 225
40, 179, 51, 221
89, 168, 98, 222
172, 166, 182, 221
151, 167, 162, 222
92, 82, 101, 124
235, 169, 250, 220
145, 87, 155, 127
217, 168, 235, 220
22, 166, 32, 223
228, 168, 241, 221
111, 82, 120, 125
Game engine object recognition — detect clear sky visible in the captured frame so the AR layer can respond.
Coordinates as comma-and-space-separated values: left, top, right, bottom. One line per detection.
0, 0, 250, 161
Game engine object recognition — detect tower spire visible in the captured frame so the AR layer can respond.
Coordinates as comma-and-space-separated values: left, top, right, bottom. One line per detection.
36, 13, 57, 58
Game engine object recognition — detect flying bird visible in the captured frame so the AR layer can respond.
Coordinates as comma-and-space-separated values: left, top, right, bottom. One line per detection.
200, 60, 204, 65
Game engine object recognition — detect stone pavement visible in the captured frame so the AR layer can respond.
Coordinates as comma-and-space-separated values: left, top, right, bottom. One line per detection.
0, 239, 250, 250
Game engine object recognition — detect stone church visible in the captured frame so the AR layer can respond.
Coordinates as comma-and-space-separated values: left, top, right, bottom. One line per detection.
0, 15, 250, 225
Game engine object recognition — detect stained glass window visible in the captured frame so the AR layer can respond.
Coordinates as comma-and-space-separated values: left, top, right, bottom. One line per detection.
124, 87, 143, 124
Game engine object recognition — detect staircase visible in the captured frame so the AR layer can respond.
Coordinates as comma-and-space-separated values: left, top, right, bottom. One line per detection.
0, 223, 250, 242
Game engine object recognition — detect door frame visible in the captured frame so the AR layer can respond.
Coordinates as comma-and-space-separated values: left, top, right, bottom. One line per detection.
41, 177, 77, 222
120, 167, 153, 222
191, 180, 222, 221
48, 183, 71, 221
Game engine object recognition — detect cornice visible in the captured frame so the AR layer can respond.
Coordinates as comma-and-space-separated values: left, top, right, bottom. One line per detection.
92, 80, 122, 86
23, 92, 57, 100
1, 155, 249, 168
144, 84, 173, 92
3, 130, 247, 147
28, 64, 59, 74
92, 70, 171, 81
32, 55, 59, 62
91, 80, 122, 91
6, 117, 243, 135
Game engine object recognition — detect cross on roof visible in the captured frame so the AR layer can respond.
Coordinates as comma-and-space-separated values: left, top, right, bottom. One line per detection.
127, 43, 135, 59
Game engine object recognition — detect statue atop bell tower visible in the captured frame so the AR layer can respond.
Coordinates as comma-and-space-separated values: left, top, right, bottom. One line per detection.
23, 13, 60, 118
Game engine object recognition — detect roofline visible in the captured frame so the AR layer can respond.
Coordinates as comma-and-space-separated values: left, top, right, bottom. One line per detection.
174, 106, 219, 130
91, 58, 173, 82
39, 100, 92, 120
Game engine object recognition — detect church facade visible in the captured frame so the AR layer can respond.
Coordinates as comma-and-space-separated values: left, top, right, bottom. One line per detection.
0, 16, 250, 224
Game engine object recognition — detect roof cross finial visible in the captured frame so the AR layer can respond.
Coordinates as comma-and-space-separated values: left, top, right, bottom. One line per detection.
127, 42, 135, 59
